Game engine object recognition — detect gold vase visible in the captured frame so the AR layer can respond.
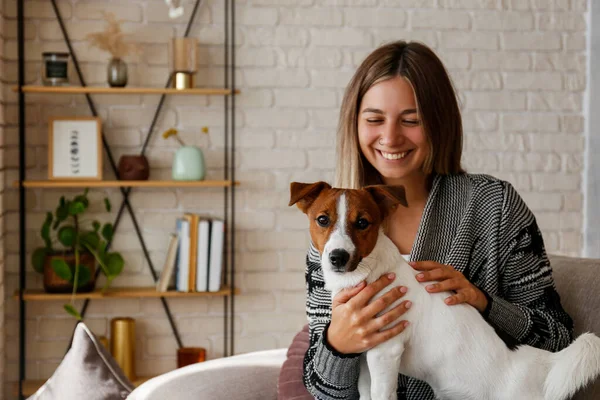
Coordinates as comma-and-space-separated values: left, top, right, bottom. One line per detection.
110, 317, 136, 381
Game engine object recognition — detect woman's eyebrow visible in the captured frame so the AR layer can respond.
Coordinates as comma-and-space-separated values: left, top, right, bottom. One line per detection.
361, 107, 384, 114
361, 108, 418, 115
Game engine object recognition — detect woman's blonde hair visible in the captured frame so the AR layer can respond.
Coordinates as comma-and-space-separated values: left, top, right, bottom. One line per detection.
335, 40, 464, 189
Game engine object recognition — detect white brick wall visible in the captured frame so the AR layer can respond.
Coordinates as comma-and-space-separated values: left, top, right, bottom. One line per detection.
1, 0, 590, 397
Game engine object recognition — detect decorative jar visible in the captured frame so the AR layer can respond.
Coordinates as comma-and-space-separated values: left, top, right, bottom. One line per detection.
172, 146, 205, 181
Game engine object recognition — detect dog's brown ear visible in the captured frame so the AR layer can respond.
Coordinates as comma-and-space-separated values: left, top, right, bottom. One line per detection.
289, 181, 332, 213
364, 185, 408, 217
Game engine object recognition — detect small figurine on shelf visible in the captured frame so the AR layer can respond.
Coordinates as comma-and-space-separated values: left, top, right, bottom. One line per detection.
163, 127, 208, 181
31, 189, 125, 319
86, 12, 142, 87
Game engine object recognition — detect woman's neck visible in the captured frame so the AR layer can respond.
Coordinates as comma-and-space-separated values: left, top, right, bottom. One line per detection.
383, 173, 432, 208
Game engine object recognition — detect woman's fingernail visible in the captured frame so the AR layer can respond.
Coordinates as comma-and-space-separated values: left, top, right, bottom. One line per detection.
403, 321, 410, 328
445, 298, 453, 304
408, 262, 416, 267
426, 284, 435, 291
387, 273, 396, 280
416, 273, 424, 280
399, 286, 408, 293
405, 301, 412, 309
354, 281, 365, 288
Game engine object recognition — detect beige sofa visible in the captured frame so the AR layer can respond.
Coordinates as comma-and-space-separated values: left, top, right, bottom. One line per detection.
129, 255, 600, 400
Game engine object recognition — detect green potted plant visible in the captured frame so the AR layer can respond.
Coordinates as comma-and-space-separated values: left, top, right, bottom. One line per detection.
31, 189, 125, 320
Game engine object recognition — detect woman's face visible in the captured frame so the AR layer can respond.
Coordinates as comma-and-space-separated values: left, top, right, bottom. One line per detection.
358, 76, 429, 186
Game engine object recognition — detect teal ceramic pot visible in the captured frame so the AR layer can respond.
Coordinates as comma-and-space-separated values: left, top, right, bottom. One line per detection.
172, 146, 206, 181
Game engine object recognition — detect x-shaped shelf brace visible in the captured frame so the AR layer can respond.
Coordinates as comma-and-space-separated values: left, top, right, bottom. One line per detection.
47, 0, 227, 352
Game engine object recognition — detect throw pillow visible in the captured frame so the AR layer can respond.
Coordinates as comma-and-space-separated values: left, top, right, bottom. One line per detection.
277, 324, 312, 400
28, 322, 134, 400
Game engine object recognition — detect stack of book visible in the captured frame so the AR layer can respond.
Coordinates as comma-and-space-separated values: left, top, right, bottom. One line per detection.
156, 214, 225, 293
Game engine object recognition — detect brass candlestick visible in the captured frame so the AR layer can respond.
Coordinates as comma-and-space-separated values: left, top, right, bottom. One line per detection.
169, 37, 198, 90
110, 317, 136, 381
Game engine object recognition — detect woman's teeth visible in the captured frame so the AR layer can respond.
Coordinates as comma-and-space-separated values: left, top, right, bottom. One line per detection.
381, 151, 409, 160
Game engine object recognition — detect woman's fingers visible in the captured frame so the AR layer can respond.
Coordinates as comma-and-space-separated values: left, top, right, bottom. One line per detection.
370, 317, 410, 345
332, 281, 366, 308
372, 300, 412, 331
425, 277, 463, 293
361, 285, 408, 319
349, 273, 396, 308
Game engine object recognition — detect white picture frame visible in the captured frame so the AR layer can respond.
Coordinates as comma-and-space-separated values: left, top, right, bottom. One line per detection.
48, 116, 102, 180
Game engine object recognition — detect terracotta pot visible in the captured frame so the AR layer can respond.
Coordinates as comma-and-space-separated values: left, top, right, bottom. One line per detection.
43, 252, 96, 293
118, 155, 150, 181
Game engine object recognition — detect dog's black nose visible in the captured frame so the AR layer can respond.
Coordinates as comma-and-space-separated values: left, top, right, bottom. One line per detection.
329, 249, 350, 269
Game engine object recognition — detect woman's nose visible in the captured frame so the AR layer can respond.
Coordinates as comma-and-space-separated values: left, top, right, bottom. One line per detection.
379, 125, 404, 147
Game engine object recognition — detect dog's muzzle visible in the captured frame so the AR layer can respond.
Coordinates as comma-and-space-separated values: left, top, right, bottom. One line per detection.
329, 249, 350, 272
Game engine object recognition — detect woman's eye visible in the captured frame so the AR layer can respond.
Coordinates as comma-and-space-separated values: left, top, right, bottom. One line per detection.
366, 119, 383, 124
356, 218, 370, 230
403, 120, 420, 126
316, 215, 330, 227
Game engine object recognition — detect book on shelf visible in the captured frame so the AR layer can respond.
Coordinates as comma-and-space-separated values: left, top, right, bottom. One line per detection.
156, 233, 179, 292
174, 214, 225, 293
175, 218, 190, 292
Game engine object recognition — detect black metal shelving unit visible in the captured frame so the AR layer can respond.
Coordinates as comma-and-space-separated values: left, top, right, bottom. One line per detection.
15, 0, 236, 398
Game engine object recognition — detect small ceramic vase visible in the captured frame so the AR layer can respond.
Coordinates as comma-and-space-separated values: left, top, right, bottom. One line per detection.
118, 155, 150, 180
107, 57, 128, 87
172, 146, 205, 181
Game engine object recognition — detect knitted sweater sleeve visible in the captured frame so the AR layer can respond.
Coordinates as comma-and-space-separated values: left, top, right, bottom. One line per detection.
483, 182, 574, 351
302, 245, 362, 400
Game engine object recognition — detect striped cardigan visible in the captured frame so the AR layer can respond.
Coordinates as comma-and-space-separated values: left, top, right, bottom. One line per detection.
302, 173, 574, 400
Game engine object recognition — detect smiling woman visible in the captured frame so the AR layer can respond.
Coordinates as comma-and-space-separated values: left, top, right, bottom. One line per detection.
299, 40, 575, 400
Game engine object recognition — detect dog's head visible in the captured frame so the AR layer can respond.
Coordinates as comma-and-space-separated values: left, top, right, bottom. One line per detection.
289, 181, 407, 277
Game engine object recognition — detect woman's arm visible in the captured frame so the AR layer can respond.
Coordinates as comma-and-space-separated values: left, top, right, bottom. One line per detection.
483, 182, 574, 351
302, 244, 362, 400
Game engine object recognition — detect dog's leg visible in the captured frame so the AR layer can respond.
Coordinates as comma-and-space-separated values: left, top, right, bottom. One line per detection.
358, 355, 372, 400
366, 340, 404, 400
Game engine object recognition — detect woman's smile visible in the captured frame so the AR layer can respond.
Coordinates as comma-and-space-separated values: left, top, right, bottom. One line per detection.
378, 149, 413, 161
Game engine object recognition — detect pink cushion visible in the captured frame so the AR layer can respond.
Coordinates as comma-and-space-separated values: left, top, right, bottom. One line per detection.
277, 324, 312, 400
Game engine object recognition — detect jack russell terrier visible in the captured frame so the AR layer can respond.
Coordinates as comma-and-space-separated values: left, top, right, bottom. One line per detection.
289, 181, 600, 400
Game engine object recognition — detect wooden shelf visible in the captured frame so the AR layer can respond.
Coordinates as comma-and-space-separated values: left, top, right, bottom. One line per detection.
14, 286, 238, 301
12, 85, 239, 95
15, 375, 153, 397
14, 180, 238, 188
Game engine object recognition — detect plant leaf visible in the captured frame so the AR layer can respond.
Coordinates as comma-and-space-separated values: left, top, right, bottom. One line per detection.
105, 252, 124, 277
101, 223, 114, 242
51, 258, 73, 281
76, 265, 91, 286
80, 231, 100, 249
54, 200, 70, 229
64, 304, 83, 320
104, 197, 112, 212
92, 221, 101, 232
41, 212, 53, 249
31, 248, 47, 274
97, 241, 107, 259
74, 194, 89, 209
58, 226, 77, 247
68, 200, 86, 215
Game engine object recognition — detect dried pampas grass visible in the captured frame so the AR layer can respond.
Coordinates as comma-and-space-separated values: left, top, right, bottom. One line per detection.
86, 12, 142, 59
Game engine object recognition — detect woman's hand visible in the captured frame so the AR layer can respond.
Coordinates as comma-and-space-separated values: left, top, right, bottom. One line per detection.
326, 273, 412, 354
409, 261, 488, 313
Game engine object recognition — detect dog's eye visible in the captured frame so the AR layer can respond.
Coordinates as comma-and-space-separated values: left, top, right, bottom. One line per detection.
356, 218, 370, 230
316, 215, 330, 227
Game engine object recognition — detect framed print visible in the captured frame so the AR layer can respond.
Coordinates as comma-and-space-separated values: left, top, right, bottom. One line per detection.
48, 116, 102, 180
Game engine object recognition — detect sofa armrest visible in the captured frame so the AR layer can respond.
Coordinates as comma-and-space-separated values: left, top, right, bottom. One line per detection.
128, 349, 287, 400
